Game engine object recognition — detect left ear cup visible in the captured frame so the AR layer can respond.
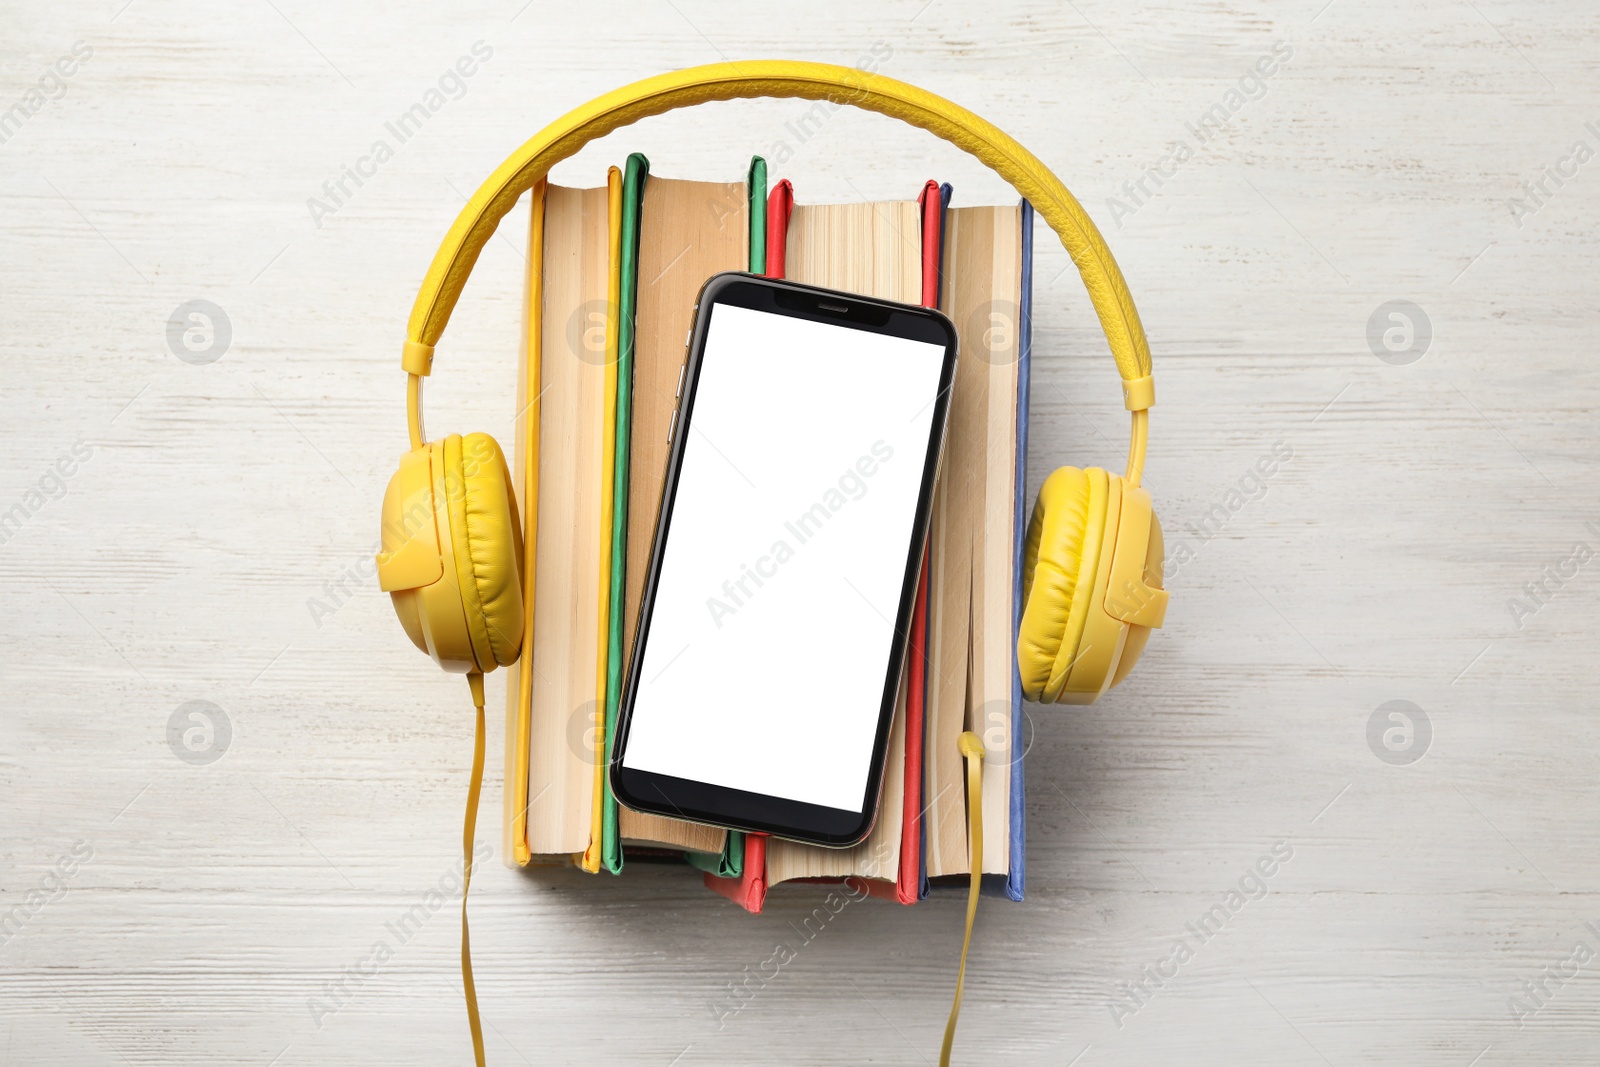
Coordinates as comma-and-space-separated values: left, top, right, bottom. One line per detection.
442, 433, 524, 670
376, 433, 523, 675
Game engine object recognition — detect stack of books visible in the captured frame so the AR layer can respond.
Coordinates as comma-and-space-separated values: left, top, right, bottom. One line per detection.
502, 154, 1032, 912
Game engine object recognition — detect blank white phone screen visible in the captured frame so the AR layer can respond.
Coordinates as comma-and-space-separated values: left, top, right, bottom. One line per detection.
621, 302, 946, 812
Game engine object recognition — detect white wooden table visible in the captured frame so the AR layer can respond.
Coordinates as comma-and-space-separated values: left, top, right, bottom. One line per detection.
3, 1, 1597, 1063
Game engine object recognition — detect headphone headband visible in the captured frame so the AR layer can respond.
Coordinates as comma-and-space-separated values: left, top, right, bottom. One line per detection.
401, 60, 1153, 484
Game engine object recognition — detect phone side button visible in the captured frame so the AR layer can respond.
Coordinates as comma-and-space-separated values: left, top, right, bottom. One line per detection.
665, 409, 677, 444
675, 365, 686, 399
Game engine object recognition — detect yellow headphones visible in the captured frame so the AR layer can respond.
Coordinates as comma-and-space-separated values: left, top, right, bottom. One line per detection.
376, 58, 1166, 705
374, 60, 1169, 1066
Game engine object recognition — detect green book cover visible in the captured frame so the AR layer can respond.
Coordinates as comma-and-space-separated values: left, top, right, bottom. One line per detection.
601, 153, 649, 874
748, 154, 767, 275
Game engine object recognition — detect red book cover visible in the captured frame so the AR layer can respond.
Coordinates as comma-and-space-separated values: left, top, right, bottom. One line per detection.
884, 180, 942, 904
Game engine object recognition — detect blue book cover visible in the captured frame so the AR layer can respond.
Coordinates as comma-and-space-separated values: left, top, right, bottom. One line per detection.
1005, 198, 1033, 902
982, 197, 1031, 902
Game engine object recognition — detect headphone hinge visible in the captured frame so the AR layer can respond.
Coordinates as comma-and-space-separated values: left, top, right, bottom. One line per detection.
1121, 374, 1155, 411
402, 340, 436, 377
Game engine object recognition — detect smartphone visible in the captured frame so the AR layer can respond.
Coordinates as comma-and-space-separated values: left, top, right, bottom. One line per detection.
609, 272, 959, 847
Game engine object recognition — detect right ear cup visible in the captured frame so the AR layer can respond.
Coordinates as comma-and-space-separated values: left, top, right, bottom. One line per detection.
1017, 467, 1109, 702
376, 433, 524, 675
1018, 466, 1168, 704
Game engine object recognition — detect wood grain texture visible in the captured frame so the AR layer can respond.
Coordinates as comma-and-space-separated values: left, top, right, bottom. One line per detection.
2, 0, 1598, 1064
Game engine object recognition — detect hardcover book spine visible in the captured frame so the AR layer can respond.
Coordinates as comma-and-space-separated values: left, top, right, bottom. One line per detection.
1005, 198, 1033, 903
582, 166, 624, 874
919, 181, 952, 900
601, 153, 651, 875
896, 179, 943, 905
